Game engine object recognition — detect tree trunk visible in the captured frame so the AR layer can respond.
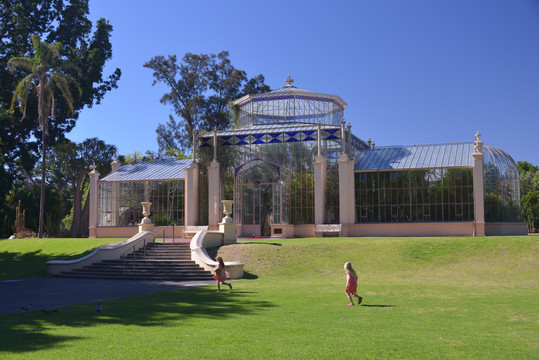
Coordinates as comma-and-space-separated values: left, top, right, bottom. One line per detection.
38, 80, 46, 238
70, 180, 81, 237
38, 125, 46, 237
80, 194, 90, 237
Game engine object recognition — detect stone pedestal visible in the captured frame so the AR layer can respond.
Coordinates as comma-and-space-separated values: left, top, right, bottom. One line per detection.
219, 200, 236, 243
219, 223, 237, 244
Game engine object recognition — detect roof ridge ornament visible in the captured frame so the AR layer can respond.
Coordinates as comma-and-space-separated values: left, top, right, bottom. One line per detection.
474, 130, 483, 154
285, 73, 294, 86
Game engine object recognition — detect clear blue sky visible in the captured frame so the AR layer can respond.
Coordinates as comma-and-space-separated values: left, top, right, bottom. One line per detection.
68, 0, 539, 165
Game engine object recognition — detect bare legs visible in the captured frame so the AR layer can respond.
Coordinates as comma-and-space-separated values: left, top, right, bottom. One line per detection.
347, 292, 362, 306
216, 281, 232, 292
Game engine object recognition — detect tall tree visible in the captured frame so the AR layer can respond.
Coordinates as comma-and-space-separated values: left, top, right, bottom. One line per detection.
517, 160, 539, 233
144, 51, 269, 155
8, 34, 80, 237
0, 0, 121, 237
48, 137, 116, 237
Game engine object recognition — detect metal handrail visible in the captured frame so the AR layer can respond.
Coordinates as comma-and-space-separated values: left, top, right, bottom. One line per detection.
151, 222, 177, 258
120, 223, 177, 278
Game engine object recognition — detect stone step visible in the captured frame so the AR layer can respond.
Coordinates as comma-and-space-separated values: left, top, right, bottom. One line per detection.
146, 243, 191, 249
55, 272, 214, 280
71, 268, 210, 275
89, 261, 199, 267
123, 256, 192, 261
83, 266, 204, 272
53, 241, 211, 281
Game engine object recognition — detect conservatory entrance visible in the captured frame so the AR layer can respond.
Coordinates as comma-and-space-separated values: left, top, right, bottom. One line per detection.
233, 159, 287, 237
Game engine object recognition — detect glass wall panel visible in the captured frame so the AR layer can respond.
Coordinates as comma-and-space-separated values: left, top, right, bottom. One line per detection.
98, 180, 185, 227
354, 168, 474, 223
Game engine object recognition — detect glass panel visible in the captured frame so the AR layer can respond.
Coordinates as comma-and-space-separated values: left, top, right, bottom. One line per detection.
98, 180, 185, 227
354, 168, 474, 223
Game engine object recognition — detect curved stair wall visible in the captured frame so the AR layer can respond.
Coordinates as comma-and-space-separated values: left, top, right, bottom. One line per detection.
46, 231, 153, 276
190, 230, 244, 279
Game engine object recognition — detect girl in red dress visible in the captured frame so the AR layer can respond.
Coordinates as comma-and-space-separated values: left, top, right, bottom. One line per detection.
213, 256, 232, 292
344, 262, 362, 306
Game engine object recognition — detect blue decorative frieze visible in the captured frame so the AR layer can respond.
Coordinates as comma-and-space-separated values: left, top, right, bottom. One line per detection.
252, 95, 294, 102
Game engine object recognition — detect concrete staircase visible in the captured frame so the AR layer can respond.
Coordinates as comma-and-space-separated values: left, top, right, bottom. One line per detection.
55, 243, 214, 281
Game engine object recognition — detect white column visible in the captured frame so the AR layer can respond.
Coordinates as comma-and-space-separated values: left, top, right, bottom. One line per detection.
473, 131, 485, 236
208, 160, 220, 225
338, 154, 355, 225
338, 120, 355, 227
314, 156, 326, 226
88, 164, 100, 238
314, 121, 326, 226
185, 162, 199, 226
208, 128, 221, 225
110, 156, 120, 226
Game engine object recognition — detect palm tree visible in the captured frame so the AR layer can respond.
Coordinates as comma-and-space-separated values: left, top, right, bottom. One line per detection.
8, 35, 80, 238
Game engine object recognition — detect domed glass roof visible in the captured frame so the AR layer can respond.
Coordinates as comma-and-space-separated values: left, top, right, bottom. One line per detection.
233, 76, 347, 128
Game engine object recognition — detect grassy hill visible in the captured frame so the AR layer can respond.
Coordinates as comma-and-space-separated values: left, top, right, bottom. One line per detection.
0, 238, 125, 280
0, 236, 537, 359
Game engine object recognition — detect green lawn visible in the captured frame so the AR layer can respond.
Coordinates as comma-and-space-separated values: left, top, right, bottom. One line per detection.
0, 236, 537, 359
0, 238, 125, 280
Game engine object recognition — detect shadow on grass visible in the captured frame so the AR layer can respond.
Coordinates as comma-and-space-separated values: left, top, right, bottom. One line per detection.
242, 271, 259, 280
243, 241, 282, 246
361, 304, 394, 308
0, 285, 274, 354
0, 250, 100, 281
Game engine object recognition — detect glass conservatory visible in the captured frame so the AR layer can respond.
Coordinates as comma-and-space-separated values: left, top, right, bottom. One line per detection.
97, 159, 190, 227
89, 77, 527, 238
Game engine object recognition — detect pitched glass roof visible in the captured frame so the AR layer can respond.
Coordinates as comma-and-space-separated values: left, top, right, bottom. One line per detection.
99, 159, 192, 182
212, 123, 338, 137
354, 142, 475, 171
233, 84, 348, 109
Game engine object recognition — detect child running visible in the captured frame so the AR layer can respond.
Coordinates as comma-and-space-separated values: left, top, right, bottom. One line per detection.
344, 262, 363, 306
213, 256, 232, 292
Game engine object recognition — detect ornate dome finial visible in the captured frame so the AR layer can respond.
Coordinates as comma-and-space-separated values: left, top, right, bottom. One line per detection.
285, 73, 294, 86
475, 130, 481, 141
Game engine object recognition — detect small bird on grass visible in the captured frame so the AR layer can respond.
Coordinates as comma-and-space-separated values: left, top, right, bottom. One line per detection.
21, 304, 32, 312
40, 308, 58, 315
96, 302, 103, 312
